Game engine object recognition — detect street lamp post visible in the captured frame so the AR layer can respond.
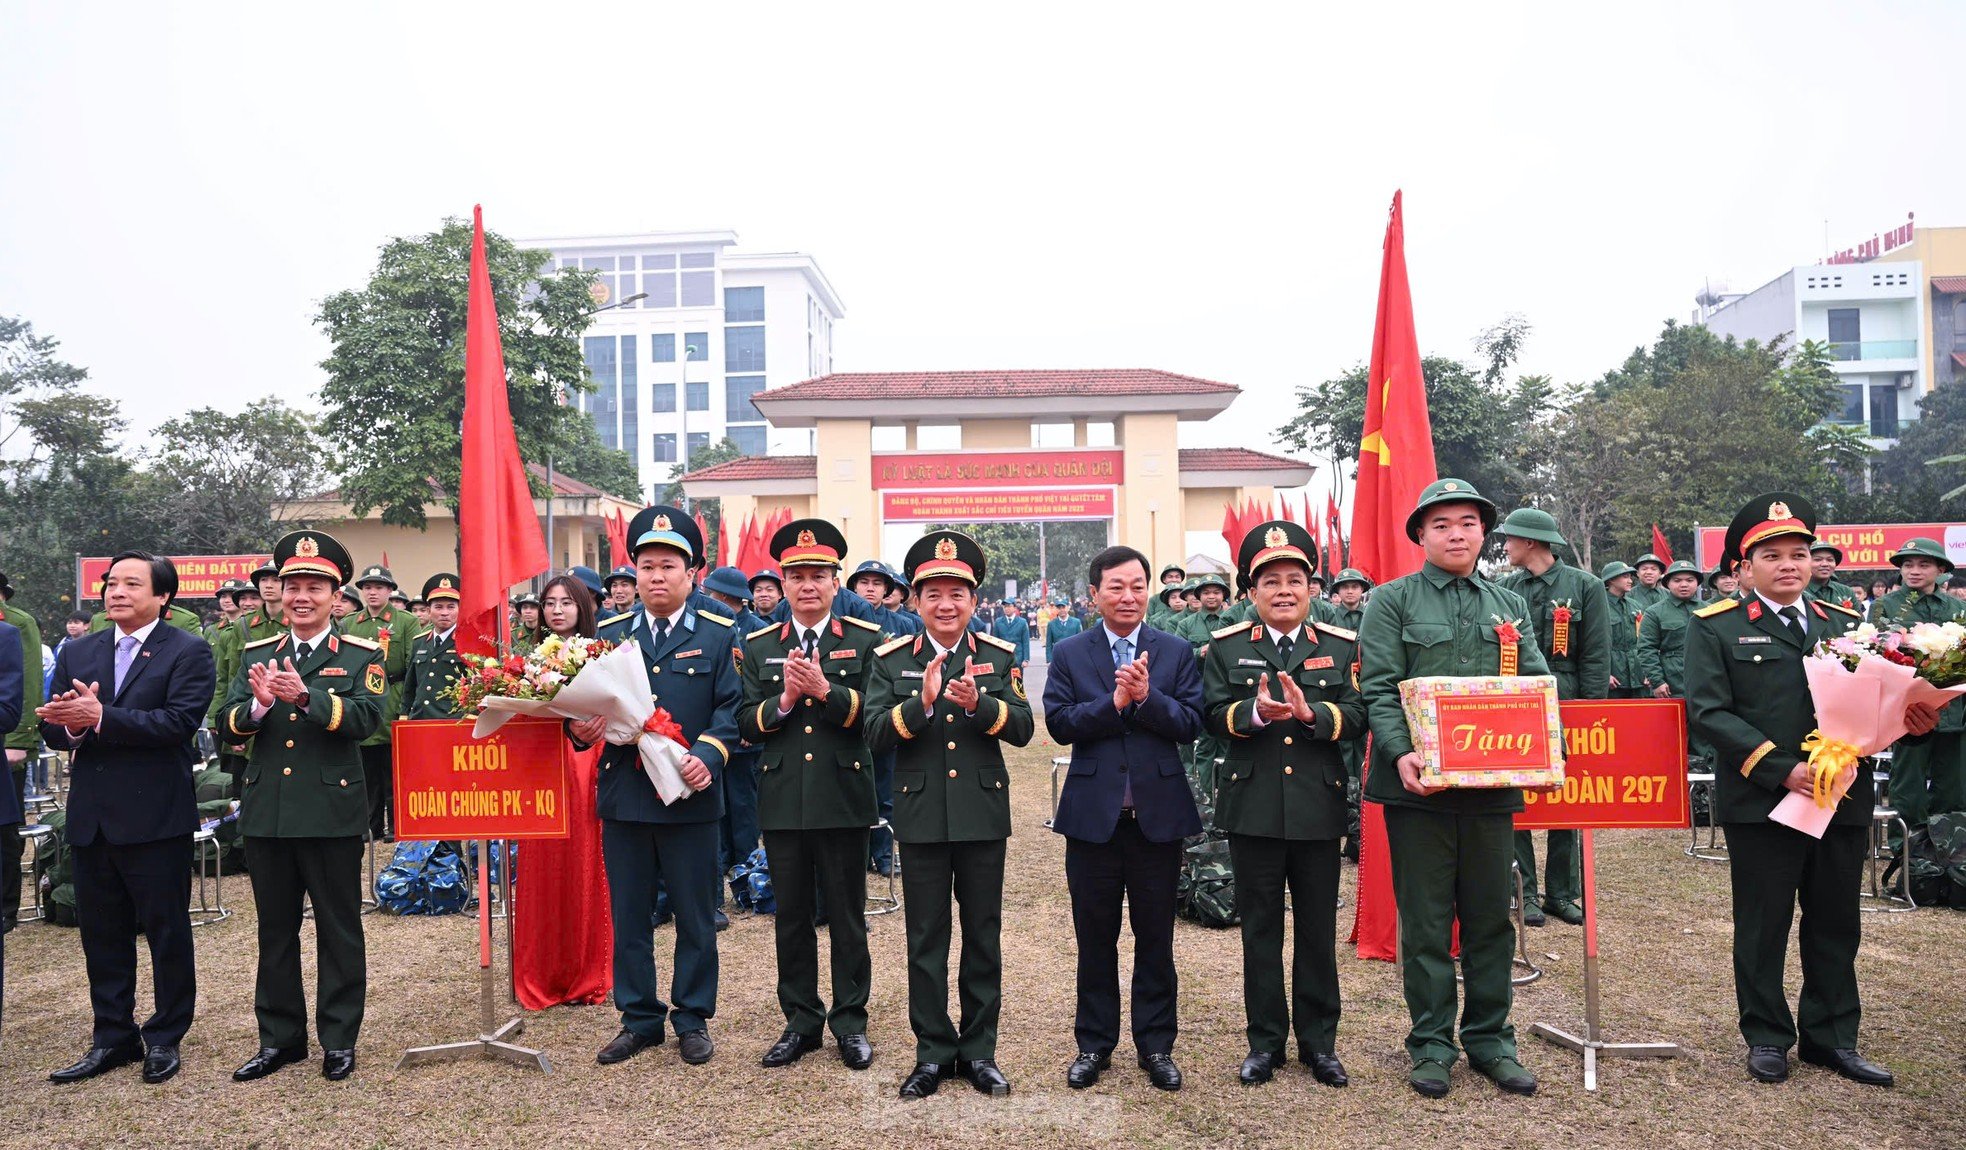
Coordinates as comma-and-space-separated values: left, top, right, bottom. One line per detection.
548, 291, 646, 572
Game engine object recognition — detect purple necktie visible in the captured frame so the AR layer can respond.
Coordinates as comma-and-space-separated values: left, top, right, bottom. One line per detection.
1115, 636, 1135, 809
114, 634, 139, 695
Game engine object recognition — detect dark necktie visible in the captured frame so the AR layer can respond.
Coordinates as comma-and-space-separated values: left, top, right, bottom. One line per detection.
295, 640, 313, 664
803, 630, 818, 661
1276, 633, 1294, 665
1779, 605, 1804, 642
651, 616, 670, 647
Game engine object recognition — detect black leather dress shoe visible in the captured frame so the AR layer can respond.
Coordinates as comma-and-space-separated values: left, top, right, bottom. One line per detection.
142, 1046, 181, 1085
838, 1033, 874, 1070
957, 1058, 1011, 1096
596, 1028, 661, 1065
1138, 1052, 1182, 1091
899, 1062, 949, 1098
50, 1043, 145, 1084
1305, 1051, 1349, 1087
322, 1049, 355, 1081
761, 1029, 822, 1068
1065, 1050, 1110, 1089
1747, 1045, 1789, 1083
713, 909, 731, 932
678, 1029, 715, 1065
232, 1046, 307, 1082
1239, 1050, 1285, 1086
1800, 1046, 1893, 1087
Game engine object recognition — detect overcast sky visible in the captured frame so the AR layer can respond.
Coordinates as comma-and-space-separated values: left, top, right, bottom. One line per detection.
4, 1, 1958, 498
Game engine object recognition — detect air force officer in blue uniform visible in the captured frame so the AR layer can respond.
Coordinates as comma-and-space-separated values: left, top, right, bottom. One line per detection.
1043, 545, 1204, 1092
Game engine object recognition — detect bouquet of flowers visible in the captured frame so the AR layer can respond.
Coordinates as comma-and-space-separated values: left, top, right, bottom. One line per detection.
1781, 620, 1966, 837
449, 636, 698, 806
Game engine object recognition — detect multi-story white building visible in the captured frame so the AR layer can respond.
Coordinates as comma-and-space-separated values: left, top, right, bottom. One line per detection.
1701, 261, 1927, 443
517, 229, 844, 499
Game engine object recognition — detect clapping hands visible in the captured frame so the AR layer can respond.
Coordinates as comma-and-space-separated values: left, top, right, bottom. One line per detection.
248, 658, 310, 708
1112, 652, 1150, 711
778, 648, 832, 712
36, 679, 104, 731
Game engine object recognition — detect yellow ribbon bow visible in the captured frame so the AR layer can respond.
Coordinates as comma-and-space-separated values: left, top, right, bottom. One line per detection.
1799, 730, 1860, 809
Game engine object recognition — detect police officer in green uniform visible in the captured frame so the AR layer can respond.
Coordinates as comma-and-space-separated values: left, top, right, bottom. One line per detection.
1686, 494, 1912, 1087
1495, 508, 1610, 928
340, 565, 422, 841
1628, 553, 1667, 611
404, 575, 463, 720
238, 561, 286, 643
1359, 478, 1548, 1099
221, 530, 384, 1083
1599, 563, 1642, 699
1871, 538, 1966, 841
1203, 521, 1363, 1088
740, 519, 882, 1073
1806, 542, 1859, 610
865, 531, 1034, 1100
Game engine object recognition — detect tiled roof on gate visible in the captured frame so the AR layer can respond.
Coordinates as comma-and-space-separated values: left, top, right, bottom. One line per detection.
679, 447, 1308, 484
1175, 447, 1310, 471
754, 369, 1239, 402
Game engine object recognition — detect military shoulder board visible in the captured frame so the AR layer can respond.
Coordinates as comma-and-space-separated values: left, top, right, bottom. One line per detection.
975, 631, 1016, 652
339, 635, 380, 651
746, 622, 780, 641
1692, 599, 1739, 619
696, 610, 734, 627
1312, 621, 1357, 642
874, 635, 913, 657
598, 611, 636, 629
1211, 620, 1255, 641
843, 615, 882, 631
243, 634, 284, 650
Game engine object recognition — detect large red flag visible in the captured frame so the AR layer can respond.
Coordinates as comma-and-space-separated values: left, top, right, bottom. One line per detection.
1326, 494, 1345, 576
1350, 191, 1439, 962
457, 206, 549, 657
1650, 523, 1674, 565
603, 509, 629, 570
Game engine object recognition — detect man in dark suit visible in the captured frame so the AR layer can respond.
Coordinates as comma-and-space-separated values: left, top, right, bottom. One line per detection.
1044, 544, 1203, 1093
575, 505, 741, 1068
37, 552, 216, 1085
0, 615, 22, 1038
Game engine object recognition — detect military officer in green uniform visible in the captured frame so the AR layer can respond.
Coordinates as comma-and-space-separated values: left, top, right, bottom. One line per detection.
740, 519, 882, 1072
1806, 542, 1859, 610
1685, 494, 1916, 1088
1359, 478, 1549, 1099
1495, 508, 1610, 928
238, 561, 287, 643
340, 564, 422, 841
1637, 560, 1702, 699
404, 575, 463, 720
220, 530, 384, 1084
1203, 521, 1363, 1088
1600, 562, 1643, 699
865, 530, 1035, 1100
1327, 568, 1371, 857
1871, 538, 1966, 842
1628, 553, 1667, 611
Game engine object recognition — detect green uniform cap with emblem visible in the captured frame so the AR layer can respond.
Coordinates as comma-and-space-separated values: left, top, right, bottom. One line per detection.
1330, 567, 1371, 591
626, 504, 702, 565
272, 529, 354, 584
354, 564, 397, 590
1158, 564, 1185, 582
1598, 561, 1635, 583
904, 530, 986, 588
1190, 570, 1231, 595
423, 572, 461, 602
1494, 506, 1568, 548
338, 584, 360, 605
1809, 540, 1845, 566
1889, 537, 1954, 574
1404, 477, 1498, 543
1724, 492, 1816, 563
1661, 560, 1701, 580
1238, 519, 1318, 580
771, 518, 848, 569
1633, 552, 1666, 572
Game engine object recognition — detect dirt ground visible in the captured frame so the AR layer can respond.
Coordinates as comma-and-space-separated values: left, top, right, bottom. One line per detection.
3, 701, 1963, 1149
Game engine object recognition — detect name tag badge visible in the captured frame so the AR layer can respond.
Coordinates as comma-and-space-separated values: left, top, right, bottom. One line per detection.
966, 659, 996, 678
674, 649, 703, 660
319, 667, 349, 677
1305, 656, 1335, 670
1736, 635, 1773, 645
901, 670, 925, 679
827, 649, 856, 660
1237, 658, 1267, 667
764, 657, 788, 665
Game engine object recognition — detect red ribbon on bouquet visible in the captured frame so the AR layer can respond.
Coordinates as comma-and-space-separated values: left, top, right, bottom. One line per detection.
642, 707, 688, 746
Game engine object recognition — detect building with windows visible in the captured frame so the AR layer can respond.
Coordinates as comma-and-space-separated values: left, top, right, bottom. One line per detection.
516, 230, 844, 499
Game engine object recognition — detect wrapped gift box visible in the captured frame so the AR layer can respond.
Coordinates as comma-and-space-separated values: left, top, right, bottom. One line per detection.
1398, 674, 1567, 789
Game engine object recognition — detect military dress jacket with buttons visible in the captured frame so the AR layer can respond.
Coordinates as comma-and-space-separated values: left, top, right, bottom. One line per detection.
864, 630, 1035, 844
593, 606, 741, 826
404, 628, 462, 719
1358, 563, 1551, 815
1606, 591, 1640, 692
738, 615, 882, 832
1203, 618, 1365, 840
1870, 588, 1966, 731
221, 631, 384, 838
339, 606, 422, 744
1807, 579, 1859, 611
1498, 560, 1611, 702
1685, 595, 1865, 824
1636, 593, 1697, 695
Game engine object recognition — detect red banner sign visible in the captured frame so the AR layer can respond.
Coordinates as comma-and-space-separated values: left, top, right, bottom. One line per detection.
882, 488, 1115, 523
1517, 699, 1689, 830
77, 553, 271, 600
1694, 523, 1965, 571
392, 717, 571, 840
1435, 694, 1554, 773
871, 448, 1123, 489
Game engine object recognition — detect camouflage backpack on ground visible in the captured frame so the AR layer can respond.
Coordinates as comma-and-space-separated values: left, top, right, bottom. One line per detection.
193, 766, 246, 872
33, 808, 78, 927
1176, 764, 1240, 928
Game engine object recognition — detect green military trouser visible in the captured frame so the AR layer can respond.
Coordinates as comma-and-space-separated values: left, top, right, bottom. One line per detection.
1191, 733, 1225, 797
1512, 829, 1579, 908
899, 838, 1006, 1064
1383, 806, 1519, 1068
1888, 730, 1966, 846
1229, 834, 1341, 1056
765, 827, 871, 1039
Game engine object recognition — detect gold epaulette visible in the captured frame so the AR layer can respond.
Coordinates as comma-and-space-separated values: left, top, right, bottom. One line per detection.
1211, 620, 1255, 641
843, 615, 882, 631
875, 635, 913, 657
598, 611, 635, 629
1693, 599, 1740, 619
243, 634, 283, 650
746, 621, 780, 641
1313, 621, 1357, 642
696, 610, 733, 628
1822, 599, 1861, 618
976, 631, 1015, 652
339, 635, 379, 651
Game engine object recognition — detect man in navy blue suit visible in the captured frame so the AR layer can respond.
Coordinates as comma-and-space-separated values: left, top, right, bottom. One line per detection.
1043, 545, 1204, 1092
0, 615, 22, 1040
38, 552, 215, 1085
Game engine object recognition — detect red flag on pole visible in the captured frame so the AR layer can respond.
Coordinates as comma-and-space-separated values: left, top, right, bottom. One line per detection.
603, 509, 628, 570
1327, 494, 1345, 576
1350, 191, 1440, 962
381, 550, 391, 569
457, 205, 548, 658
1650, 523, 1674, 565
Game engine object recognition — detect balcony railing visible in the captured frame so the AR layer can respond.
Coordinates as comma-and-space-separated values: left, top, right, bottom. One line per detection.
1830, 416, 1903, 439
1827, 339, 1918, 362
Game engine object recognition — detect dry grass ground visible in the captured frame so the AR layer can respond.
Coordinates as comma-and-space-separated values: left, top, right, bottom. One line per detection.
3, 691, 1963, 1149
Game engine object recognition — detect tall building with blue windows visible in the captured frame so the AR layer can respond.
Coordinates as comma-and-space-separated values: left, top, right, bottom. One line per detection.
516, 229, 844, 500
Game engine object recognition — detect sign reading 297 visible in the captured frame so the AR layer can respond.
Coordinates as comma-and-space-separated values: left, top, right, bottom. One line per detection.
1516, 699, 1689, 831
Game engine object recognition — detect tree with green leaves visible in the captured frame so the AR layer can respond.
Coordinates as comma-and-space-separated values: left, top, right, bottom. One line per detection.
918, 521, 1109, 599
145, 400, 327, 552
315, 218, 639, 531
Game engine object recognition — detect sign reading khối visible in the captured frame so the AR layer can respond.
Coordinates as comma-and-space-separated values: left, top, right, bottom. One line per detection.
392, 717, 571, 840
882, 488, 1115, 523
77, 553, 271, 600
1516, 699, 1689, 831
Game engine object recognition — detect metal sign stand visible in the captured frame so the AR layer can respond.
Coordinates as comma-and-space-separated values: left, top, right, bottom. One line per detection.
1528, 830, 1678, 1090
398, 838, 551, 1073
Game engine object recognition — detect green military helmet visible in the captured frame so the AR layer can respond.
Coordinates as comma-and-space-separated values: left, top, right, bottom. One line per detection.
1306, 571, 1327, 591
1661, 560, 1701, 580
1330, 567, 1371, 592
1889, 537, 1954, 574
1404, 477, 1497, 543
1704, 565, 1737, 592
513, 592, 540, 609
1494, 506, 1567, 549
1598, 561, 1635, 584
1632, 553, 1666, 573
1158, 584, 1185, 608
1237, 519, 1319, 579
1809, 541, 1845, 566
354, 564, 397, 590
1158, 563, 1186, 583
1190, 570, 1231, 596
337, 584, 361, 607
249, 559, 281, 585
214, 579, 243, 605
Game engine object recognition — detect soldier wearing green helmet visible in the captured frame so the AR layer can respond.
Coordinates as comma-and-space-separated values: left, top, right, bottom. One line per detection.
1173, 570, 1237, 792
1598, 562, 1643, 699
1628, 553, 1668, 611
1806, 542, 1859, 610
1872, 538, 1966, 843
